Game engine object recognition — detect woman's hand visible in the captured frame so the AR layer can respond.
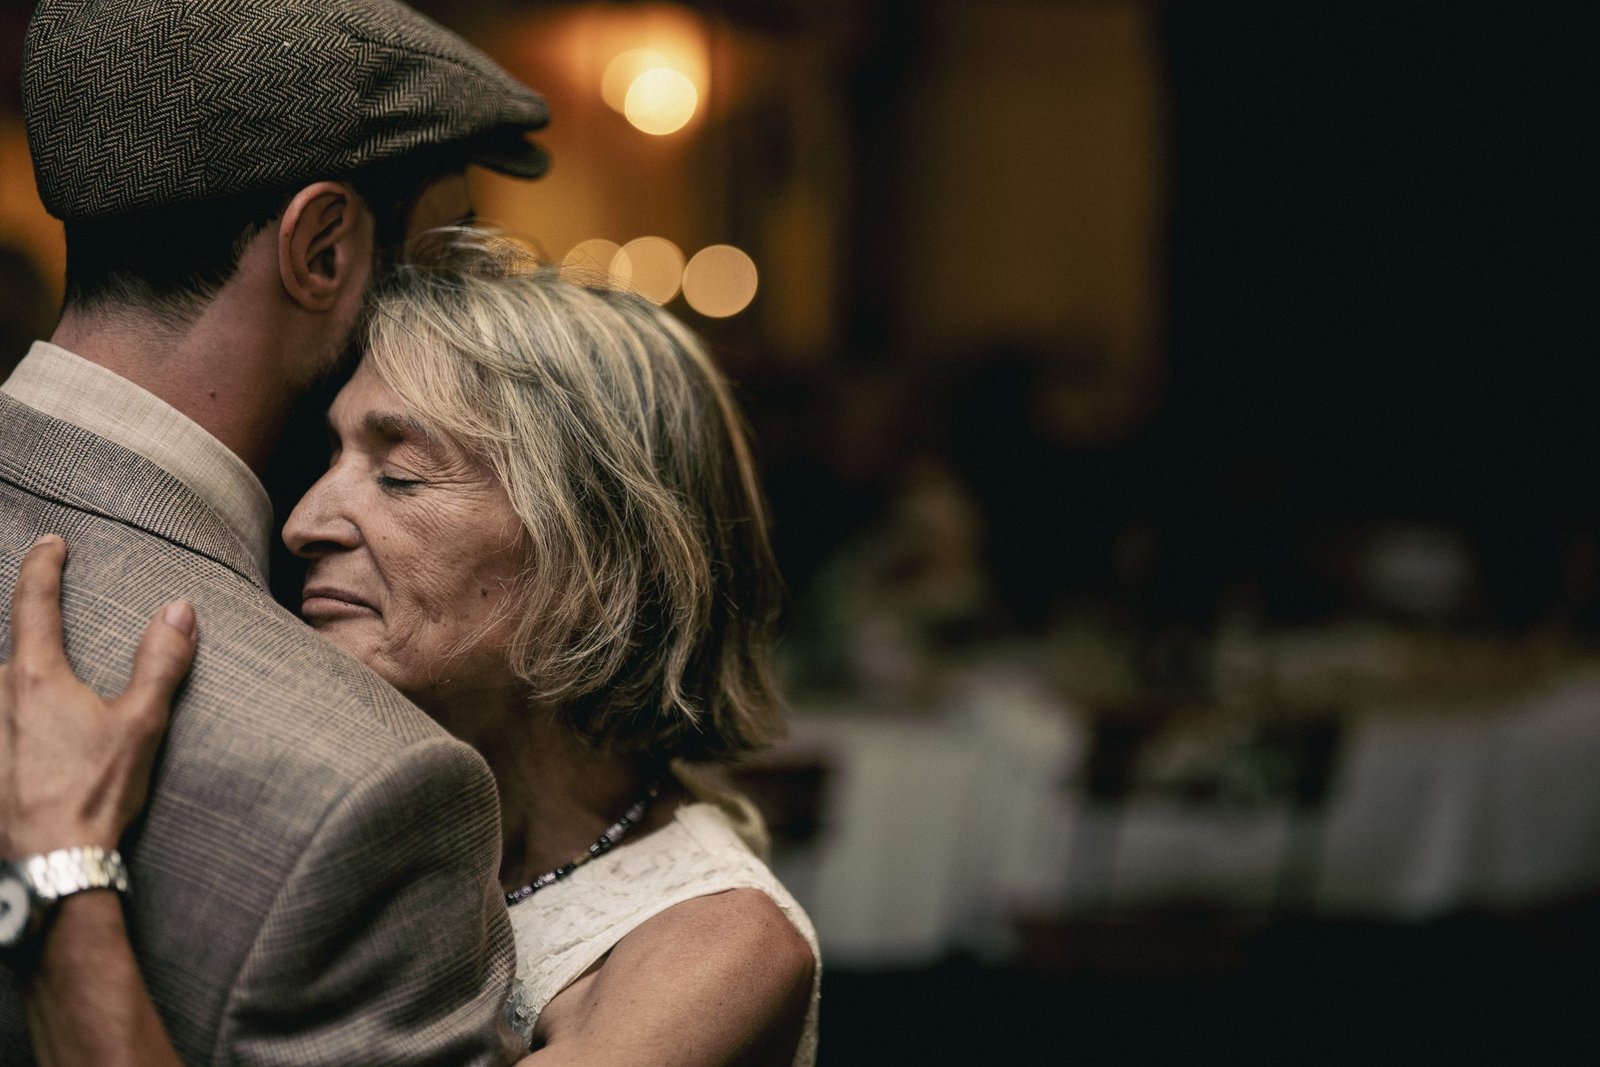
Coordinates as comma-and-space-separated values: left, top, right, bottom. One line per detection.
0, 535, 197, 857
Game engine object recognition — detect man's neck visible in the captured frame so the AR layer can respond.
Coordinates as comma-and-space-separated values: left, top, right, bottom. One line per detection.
52, 304, 293, 474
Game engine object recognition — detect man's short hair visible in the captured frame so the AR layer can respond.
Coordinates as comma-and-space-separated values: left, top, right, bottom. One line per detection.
62, 150, 459, 322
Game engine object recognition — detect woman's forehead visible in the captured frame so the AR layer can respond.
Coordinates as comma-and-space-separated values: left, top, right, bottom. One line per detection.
330, 365, 432, 442
330, 362, 401, 423
327, 363, 488, 477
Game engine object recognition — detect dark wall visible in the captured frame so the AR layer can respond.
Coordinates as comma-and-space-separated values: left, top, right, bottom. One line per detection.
1154, 2, 1593, 622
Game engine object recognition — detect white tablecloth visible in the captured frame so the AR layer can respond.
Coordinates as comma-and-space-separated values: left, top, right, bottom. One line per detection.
774, 663, 1600, 966
775, 666, 1084, 966
1316, 667, 1600, 916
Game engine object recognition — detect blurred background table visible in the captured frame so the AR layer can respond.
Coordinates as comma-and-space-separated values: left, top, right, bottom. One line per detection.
753, 648, 1600, 968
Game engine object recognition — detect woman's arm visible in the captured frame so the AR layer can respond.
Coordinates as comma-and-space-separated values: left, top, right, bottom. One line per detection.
525, 888, 815, 1067
1, 536, 196, 1067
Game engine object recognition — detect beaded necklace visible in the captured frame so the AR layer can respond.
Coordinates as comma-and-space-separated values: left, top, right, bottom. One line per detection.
504, 780, 662, 905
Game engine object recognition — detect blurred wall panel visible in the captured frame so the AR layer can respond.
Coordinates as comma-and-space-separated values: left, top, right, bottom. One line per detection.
0, 116, 64, 309
896, 0, 1164, 434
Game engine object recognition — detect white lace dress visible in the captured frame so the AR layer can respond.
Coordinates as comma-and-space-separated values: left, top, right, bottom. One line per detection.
503, 787, 821, 1066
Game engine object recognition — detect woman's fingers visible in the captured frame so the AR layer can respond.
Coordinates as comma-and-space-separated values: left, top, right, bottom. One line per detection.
9, 534, 71, 677
8, 538, 196, 719
119, 602, 197, 729
0, 537, 198, 853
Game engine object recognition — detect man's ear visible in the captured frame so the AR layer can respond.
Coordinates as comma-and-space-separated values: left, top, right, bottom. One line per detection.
277, 181, 372, 312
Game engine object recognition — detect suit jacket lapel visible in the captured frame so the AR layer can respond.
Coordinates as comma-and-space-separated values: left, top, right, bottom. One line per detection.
0, 393, 264, 587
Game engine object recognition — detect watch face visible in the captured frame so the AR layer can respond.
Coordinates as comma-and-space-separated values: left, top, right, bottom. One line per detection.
0, 872, 30, 947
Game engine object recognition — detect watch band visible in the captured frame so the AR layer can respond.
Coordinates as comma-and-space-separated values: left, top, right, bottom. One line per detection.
20, 846, 130, 902
0, 847, 130, 957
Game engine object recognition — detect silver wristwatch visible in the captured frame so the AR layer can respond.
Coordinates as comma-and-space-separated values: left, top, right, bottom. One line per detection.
0, 847, 131, 951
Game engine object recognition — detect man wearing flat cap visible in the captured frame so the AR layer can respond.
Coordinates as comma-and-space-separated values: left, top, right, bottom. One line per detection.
0, 0, 549, 1062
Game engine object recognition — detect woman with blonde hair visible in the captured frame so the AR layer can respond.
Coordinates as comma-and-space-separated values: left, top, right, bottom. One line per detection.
1, 229, 819, 1066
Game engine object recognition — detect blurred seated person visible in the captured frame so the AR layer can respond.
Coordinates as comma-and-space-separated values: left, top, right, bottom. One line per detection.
788, 456, 997, 700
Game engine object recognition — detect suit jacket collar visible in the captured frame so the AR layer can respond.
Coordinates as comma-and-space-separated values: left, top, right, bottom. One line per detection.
3, 341, 273, 575
0, 392, 265, 587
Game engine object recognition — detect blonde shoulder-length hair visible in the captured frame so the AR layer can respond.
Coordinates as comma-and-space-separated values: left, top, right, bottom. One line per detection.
362, 228, 785, 762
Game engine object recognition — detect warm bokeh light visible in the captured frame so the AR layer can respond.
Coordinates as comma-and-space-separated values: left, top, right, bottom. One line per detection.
624, 68, 698, 135
617, 236, 685, 305
0, 118, 65, 306
478, 8, 716, 264
682, 245, 759, 318
561, 238, 626, 286
601, 49, 668, 113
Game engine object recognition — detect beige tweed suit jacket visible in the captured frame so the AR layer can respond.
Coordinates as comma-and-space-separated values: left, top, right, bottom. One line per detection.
0, 393, 517, 1064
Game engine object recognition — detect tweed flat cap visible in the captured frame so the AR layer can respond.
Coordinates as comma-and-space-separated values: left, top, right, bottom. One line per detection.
24, 0, 550, 221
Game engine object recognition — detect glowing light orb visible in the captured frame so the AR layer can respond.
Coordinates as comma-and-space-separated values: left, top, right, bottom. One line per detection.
617, 236, 685, 305
602, 49, 668, 113
682, 245, 758, 318
561, 239, 627, 286
624, 68, 698, 135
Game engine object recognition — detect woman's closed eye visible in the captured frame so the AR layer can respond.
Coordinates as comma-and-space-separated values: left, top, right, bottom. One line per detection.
378, 474, 426, 493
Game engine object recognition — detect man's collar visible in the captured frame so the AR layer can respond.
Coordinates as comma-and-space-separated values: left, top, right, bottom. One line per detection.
3, 341, 273, 579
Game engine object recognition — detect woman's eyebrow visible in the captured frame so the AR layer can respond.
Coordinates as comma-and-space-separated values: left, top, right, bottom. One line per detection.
362, 411, 443, 452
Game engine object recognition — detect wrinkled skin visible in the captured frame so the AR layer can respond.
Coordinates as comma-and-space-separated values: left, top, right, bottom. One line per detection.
283, 359, 527, 714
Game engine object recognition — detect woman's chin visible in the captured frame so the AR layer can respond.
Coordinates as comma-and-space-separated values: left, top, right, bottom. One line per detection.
301, 618, 381, 669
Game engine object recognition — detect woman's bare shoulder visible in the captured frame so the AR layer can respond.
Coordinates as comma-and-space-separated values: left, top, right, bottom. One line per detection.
644, 888, 812, 974
532, 889, 814, 1067
610, 888, 814, 1021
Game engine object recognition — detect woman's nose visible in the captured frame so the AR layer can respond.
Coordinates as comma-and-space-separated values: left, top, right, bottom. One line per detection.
282, 475, 360, 559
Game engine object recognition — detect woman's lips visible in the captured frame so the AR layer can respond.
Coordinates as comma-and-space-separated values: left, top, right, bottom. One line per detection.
300, 586, 378, 620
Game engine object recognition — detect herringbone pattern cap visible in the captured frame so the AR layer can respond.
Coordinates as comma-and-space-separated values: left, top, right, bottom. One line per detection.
24, 0, 551, 220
